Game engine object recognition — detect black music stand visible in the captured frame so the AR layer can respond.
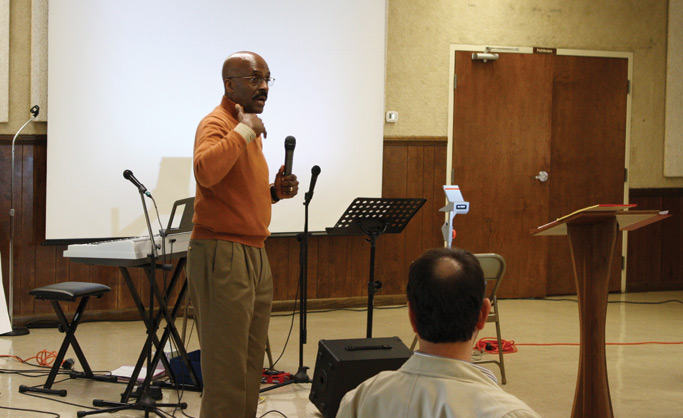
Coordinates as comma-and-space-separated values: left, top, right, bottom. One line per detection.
326, 198, 425, 338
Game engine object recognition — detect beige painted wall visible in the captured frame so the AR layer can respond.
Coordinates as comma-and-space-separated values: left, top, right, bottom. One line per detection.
385, 0, 681, 188
1, 0, 9, 123
2, 0, 45, 135
2, 0, 680, 187
665, 0, 683, 176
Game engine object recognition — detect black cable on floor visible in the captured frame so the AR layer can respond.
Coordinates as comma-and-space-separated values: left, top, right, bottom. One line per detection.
267, 272, 301, 371
259, 410, 289, 418
21, 390, 98, 411
0, 405, 60, 417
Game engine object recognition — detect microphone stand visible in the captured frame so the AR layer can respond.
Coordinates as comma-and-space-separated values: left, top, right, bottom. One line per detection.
80, 190, 185, 417
3, 105, 39, 337
261, 166, 320, 392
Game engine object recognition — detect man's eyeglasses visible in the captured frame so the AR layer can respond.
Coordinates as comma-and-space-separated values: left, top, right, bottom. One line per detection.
225, 76, 275, 87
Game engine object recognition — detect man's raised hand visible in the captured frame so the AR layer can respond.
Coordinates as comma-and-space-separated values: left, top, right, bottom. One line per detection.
235, 104, 267, 138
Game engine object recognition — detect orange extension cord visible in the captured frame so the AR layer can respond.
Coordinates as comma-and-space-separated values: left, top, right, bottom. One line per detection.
475, 337, 518, 354
476, 337, 683, 354
0, 350, 59, 367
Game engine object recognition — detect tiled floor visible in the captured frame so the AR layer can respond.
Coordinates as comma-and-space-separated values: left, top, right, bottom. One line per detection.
2, 290, 682, 417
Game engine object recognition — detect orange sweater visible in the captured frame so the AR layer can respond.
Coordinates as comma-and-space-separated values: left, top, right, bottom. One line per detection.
191, 96, 271, 247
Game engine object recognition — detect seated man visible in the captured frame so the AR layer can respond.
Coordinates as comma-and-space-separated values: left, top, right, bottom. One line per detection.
336, 247, 541, 418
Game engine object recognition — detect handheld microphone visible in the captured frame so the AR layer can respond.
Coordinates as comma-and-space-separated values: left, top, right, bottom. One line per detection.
305, 165, 321, 203
284, 136, 296, 176
123, 169, 150, 195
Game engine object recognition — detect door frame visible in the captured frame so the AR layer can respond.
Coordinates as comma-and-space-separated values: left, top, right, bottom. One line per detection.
446, 44, 633, 292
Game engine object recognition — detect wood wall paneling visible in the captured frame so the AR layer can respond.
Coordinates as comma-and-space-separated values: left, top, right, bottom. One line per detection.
1, 141, 12, 311
20, 143, 37, 316
1, 159, 11, 310
661, 195, 683, 285
627, 189, 683, 292
5, 136, 681, 322
1, 136, 448, 322
265, 235, 290, 301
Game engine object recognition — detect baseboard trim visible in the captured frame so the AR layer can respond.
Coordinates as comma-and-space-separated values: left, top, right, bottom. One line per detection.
14, 294, 408, 326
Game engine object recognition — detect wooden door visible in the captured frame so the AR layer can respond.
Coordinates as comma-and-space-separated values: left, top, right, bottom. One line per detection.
452, 51, 628, 298
547, 56, 628, 295
452, 52, 553, 298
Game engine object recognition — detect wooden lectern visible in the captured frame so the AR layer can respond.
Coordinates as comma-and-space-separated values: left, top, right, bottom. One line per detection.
533, 204, 669, 418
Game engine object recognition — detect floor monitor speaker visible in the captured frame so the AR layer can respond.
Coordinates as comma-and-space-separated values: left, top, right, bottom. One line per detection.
309, 337, 412, 417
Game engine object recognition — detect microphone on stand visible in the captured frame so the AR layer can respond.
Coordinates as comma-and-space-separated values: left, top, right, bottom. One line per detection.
305, 165, 321, 204
3, 105, 41, 336
123, 169, 160, 256
123, 169, 151, 196
284, 136, 296, 176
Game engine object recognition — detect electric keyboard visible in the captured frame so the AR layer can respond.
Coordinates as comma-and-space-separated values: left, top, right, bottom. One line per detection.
63, 232, 191, 267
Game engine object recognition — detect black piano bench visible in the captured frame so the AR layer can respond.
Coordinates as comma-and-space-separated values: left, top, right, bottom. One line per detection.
19, 282, 112, 397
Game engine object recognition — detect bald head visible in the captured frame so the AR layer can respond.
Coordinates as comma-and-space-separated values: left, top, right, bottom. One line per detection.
407, 248, 485, 343
222, 51, 266, 82
432, 256, 463, 280
221, 51, 270, 114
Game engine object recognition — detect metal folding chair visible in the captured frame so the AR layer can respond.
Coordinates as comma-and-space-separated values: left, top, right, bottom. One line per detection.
472, 253, 507, 384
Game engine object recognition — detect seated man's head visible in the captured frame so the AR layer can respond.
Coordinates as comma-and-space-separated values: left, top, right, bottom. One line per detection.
407, 248, 489, 344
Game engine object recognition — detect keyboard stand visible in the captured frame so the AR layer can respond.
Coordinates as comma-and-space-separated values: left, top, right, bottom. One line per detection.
76, 255, 201, 417
116, 257, 202, 402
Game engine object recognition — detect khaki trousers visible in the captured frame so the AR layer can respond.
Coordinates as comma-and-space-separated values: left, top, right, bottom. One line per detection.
187, 239, 273, 418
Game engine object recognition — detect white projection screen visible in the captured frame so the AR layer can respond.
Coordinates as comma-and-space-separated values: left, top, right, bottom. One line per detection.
46, 0, 386, 241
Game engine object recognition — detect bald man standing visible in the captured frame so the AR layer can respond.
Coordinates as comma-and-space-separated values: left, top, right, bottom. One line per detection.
187, 51, 299, 418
